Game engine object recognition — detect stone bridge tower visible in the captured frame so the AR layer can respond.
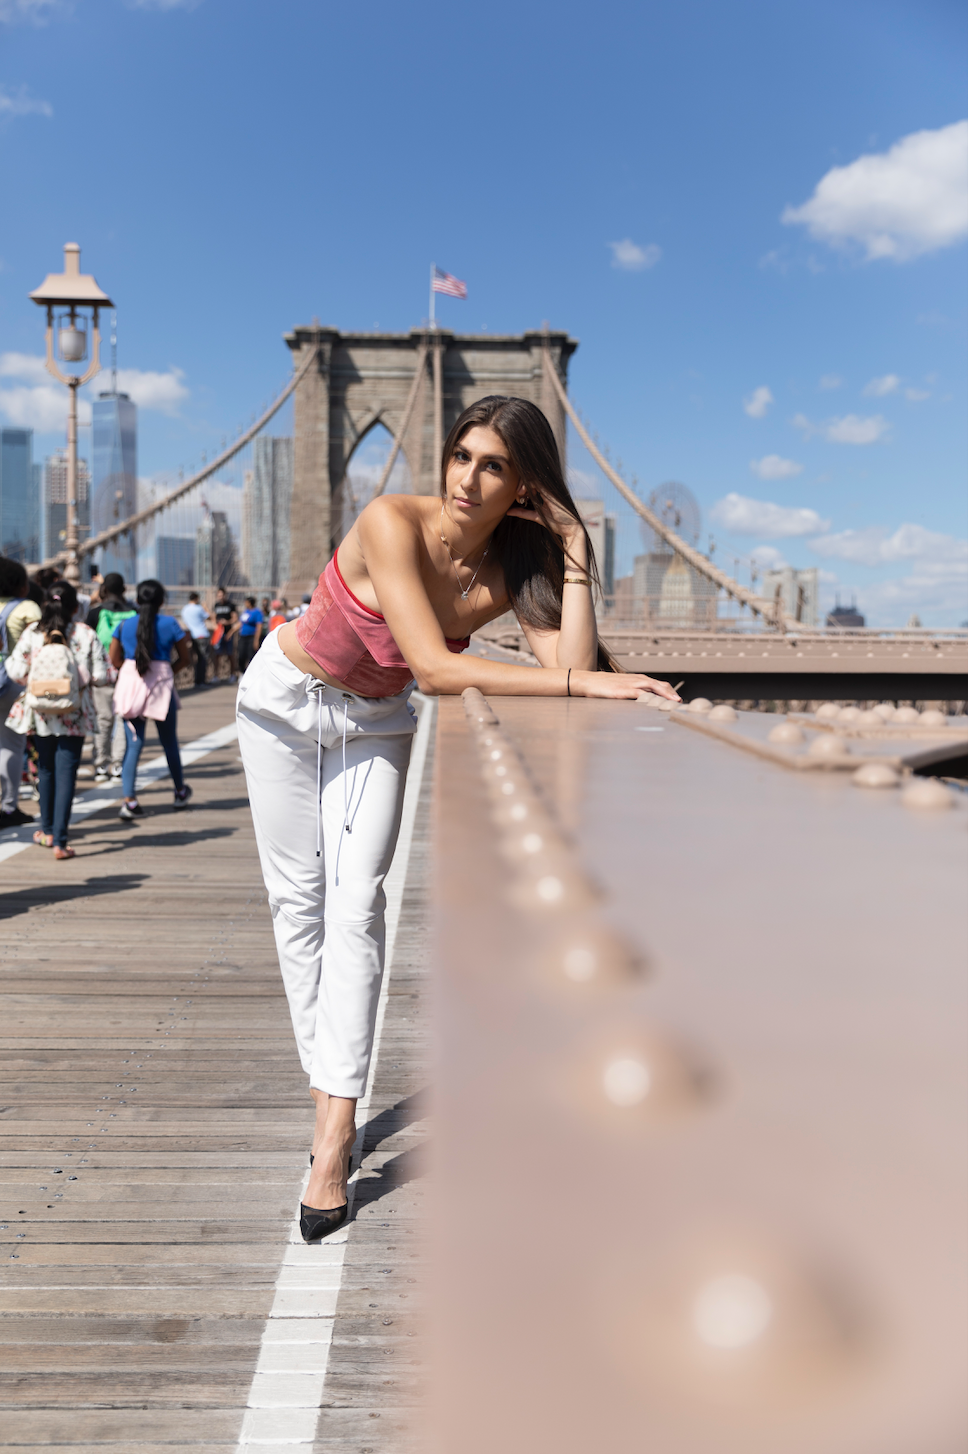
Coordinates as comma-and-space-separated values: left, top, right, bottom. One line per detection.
283, 326, 577, 595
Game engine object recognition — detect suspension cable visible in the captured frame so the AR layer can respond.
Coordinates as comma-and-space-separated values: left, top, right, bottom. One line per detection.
41, 338, 321, 571
371, 337, 430, 500
541, 343, 797, 631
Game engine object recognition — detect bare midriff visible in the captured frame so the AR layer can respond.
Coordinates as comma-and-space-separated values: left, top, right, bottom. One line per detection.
276, 621, 353, 691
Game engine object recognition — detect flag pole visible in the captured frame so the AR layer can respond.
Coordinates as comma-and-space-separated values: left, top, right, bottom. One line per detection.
429, 262, 436, 329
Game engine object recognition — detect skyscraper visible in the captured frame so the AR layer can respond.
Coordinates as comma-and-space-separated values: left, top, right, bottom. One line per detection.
243, 436, 292, 589
91, 391, 138, 581
157, 536, 195, 586
0, 428, 41, 563
44, 449, 90, 564
196, 510, 237, 589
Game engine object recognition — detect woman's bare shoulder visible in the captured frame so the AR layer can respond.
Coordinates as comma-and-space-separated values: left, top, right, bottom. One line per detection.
359, 493, 433, 529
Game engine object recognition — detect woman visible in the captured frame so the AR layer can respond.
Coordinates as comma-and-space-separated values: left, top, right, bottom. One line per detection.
237, 395, 679, 1242
4, 579, 107, 860
109, 580, 193, 820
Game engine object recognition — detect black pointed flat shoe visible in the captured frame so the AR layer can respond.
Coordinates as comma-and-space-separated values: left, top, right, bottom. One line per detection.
300, 1200, 348, 1242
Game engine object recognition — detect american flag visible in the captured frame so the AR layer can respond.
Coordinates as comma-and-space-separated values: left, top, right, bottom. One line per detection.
432, 266, 467, 299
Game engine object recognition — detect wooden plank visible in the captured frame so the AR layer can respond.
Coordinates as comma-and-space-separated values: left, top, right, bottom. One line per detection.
0, 689, 301, 1447
311, 727, 433, 1451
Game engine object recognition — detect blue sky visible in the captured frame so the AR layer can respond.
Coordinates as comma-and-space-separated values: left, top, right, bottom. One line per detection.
1, 0, 965, 624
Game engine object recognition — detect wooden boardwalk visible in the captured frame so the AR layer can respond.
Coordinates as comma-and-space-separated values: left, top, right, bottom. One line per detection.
0, 684, 430, 1452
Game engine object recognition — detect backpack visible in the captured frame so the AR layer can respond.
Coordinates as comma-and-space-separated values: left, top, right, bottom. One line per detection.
94, 605, 135, 651
24, 633, 81, 716
0, 598, 19, 694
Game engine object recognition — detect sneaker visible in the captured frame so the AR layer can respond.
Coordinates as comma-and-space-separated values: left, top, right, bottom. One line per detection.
0, 807, 33, 829
95, 768, 110, 783
173, 784, 193, 811
110, 764, 123, 779
119, 800, 144, 821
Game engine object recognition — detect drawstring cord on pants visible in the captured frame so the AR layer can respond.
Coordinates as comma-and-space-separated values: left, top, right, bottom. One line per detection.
310, 683, 354, 860
341, 699, 352, 835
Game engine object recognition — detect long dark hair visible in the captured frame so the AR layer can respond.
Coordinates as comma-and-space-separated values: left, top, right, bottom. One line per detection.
39, 579, 78, 644
134, 579, 166, 677
440, 396, 619, 672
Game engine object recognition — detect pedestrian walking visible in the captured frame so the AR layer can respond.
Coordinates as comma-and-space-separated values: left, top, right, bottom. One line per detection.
181, 592, 212, 688
0, 556, 43, 829
237, 394, 679, 1243
85, 571, 134, 783
111, 580, 193, 821
237, 597, 263, 675
212, 587, 239, 681
268, 598, 288, 632
3, 578, 108, 859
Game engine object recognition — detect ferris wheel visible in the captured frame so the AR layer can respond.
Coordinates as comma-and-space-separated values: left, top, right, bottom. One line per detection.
640, 481, 701, 555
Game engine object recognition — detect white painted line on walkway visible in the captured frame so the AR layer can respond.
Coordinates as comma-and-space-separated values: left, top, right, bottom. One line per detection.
235, 695, 436, 1450
0, 720, 239, 866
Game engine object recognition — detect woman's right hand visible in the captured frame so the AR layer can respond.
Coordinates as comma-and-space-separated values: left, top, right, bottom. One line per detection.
573, 670, 681, 703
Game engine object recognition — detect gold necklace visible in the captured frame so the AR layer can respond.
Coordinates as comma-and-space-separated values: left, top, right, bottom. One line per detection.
439, 503, 490, 602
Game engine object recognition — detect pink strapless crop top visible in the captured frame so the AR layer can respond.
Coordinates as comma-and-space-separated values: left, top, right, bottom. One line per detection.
294, 554, 470, 697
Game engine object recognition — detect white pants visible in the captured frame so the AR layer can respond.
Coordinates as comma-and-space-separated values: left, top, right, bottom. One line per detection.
236, 630, 416, 1098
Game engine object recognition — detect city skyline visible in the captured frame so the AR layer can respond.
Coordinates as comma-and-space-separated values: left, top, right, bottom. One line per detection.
0, 2, 964, 624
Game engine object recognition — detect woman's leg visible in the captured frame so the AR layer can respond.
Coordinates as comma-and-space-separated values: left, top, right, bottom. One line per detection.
35, 735, 56, 835
52, 735, 84, 847
314, 730, 413, 1098
303, 729, 412, 1212
121, 717, 146, 801
237, 691, 327, 1080
154, 700, 185, 793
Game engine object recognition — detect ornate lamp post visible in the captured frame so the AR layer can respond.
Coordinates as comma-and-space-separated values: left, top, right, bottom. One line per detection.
30, 243, 113, 584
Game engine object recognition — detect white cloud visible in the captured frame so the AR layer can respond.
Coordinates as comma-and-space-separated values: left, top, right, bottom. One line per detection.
711, 492, 830, 538
0, 84, 52, 117
0, 351, 49, 384
825, 413, 890, 445
862, 373, 899, 397
743, 385, 773, 419
0, 353, 189, 429
793, 411, 890, 445
0, 382, 85, 431
567, 466, 601, 499
781, 120, 968, 262
0, 0, 59, 21
608, 239, 662, 271
819, 374, 843, 390
811, 524, 968, 625
104, 366, 189, 414
809, 522, 968, 570
905, 387, 930, 402
748, 544, 788, 570
750, 454, 803, 480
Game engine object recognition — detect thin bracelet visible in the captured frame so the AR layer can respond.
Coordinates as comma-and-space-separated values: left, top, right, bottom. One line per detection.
563, 576, 591, 586
566, 668, 572, 697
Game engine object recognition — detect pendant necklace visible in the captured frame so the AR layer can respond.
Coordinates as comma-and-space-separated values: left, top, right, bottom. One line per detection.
440, 503, 490, 601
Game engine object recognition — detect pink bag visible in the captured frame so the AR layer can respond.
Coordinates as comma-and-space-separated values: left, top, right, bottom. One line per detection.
114, 658, 180, 721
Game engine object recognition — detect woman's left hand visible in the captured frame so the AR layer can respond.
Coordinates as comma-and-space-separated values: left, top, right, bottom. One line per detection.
506, 495, 582, 551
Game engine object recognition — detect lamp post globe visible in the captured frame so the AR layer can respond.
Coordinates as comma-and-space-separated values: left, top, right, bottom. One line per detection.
30, 243, 113, 585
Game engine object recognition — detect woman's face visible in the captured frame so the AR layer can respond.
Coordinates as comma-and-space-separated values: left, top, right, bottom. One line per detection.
443, 426, 523, 527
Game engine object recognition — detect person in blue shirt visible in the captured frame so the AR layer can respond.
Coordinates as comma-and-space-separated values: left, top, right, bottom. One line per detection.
180, 591, 212, 688
109, 579, 193, 821
237, 597, 264, 675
